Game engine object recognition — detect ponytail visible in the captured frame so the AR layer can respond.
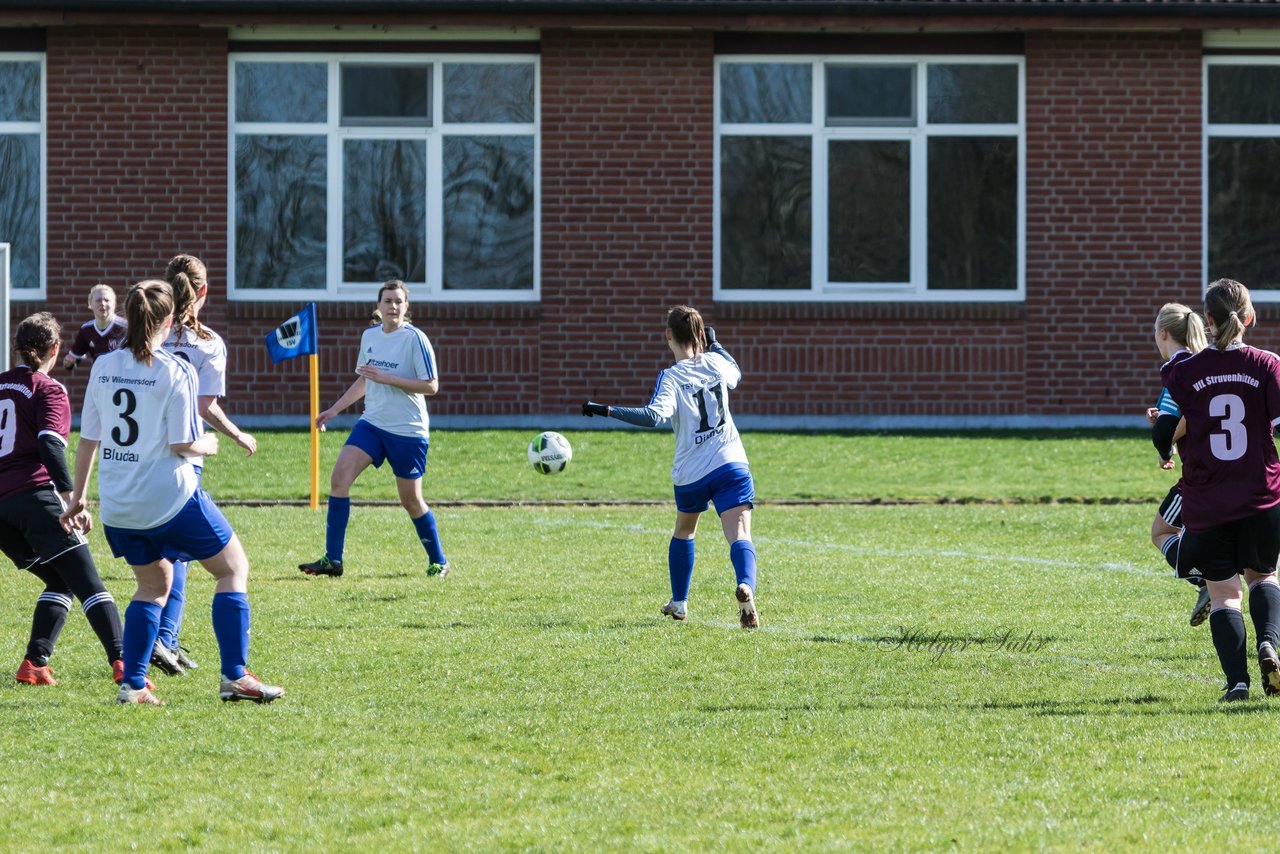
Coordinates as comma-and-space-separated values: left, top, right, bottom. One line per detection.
1205, 278, 1253, 351
666, 305, 707, 355
164, 254, 211, 341
123, 280, 174, 367
1154, 302, 1207, 355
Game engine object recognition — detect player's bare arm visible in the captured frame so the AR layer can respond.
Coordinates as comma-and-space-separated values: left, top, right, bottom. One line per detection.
199, 396, 257, 457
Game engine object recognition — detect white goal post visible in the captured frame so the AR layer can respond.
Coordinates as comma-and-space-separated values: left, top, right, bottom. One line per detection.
0, 244, 8, 373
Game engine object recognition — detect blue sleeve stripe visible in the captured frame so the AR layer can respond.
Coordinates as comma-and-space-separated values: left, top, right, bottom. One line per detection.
1156, 389, 1180, 417
413, 327, 436, 379
647, 370, 666, 406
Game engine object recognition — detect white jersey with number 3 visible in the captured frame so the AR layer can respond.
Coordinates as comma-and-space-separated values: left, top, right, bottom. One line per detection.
648, 350, 748, 486
81, 348, 202, 530
357, 323, 438, 439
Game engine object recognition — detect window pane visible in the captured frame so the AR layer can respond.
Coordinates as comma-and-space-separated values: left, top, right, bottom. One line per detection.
0, 134, 39, 289
0, 61, 39, 122
927, 137, 1016, 290
343, 139, 426, 283
444, 63, 534, 123
235, 135, 327, 289
1209, 138, 1280, 290
235, 62, 327, 123
341, 65, 430, 126
928, 64, 1017, 124
720, 63, 811, 124
826, 65, 914, 126
828, 140, 909, 282
1209, 66, 1280, 125
443, 136, 535, 290
721, 136, 811, 290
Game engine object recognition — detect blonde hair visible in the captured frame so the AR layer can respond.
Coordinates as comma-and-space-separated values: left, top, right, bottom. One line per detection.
164, 254, 212, 341
1155, 303, 1208, 354
87, 283, 116, 309
1205, 278, 1254, 351
123, 280, 174, 367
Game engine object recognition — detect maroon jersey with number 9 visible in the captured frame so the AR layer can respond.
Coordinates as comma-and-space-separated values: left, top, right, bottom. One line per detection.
0, 366, 72, 502
1163, 343, 1280, 531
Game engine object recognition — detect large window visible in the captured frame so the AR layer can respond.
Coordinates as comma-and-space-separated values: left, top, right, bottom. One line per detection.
0, 54, 43, 297
716, 56, 1024, 302
230, 54, 538, 301
1206, 57, 1280, 298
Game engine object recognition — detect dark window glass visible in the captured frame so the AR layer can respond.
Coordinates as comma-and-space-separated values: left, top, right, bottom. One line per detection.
721, 63, 811, 124
927, 64, 1018, 124
1209, 66, 1280, 125
443, 136, 535, 290
235, 135, 327, 289
721, 136, 811, 290
343, 139, 427, 283
236, 62, 327, 123
927, 136, 1017, 290
0, 134, 39, 289
1209, 138, 1280, 290
341, 65, 430, 126
0, 61, 39, 122
828, 140, 909, 282
826, 65, 914, 125
444, 63, 535, 124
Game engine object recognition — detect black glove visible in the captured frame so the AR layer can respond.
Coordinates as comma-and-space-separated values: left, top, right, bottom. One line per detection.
582, 401, 609, 418
703, 326, 717, 348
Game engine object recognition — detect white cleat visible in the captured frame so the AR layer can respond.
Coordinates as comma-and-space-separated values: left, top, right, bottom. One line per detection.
660, 599, 688, 621
219, 671, 284, 704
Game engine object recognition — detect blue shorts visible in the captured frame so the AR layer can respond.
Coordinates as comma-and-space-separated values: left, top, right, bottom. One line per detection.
347, 419, 429, 480
103, 489, 234, 566
674, 463, 755, 515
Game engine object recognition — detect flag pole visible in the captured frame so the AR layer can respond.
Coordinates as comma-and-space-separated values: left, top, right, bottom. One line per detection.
309, 351, 320, 510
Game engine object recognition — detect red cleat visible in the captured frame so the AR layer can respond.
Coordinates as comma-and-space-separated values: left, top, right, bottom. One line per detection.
15, 659, 56, 686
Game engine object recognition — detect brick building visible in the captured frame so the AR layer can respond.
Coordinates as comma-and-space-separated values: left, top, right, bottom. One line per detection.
3, 1, 1280, 427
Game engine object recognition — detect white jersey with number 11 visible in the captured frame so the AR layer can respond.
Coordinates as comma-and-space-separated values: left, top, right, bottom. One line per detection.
647, 350, 748, 486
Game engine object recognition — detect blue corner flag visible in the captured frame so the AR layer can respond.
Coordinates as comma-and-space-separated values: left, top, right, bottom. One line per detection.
265, 303, 318, 363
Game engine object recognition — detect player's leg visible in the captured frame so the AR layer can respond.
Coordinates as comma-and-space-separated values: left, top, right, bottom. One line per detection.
42, 544, 124, 666
1153, 486, 1207, 627
152, 558, 190, 675
663, 511, 700, 621
17, 559, 70, 685
301, 442, 375, 577
719, 504, 759, 629
1206, 577, 1250, 701
1241, 505, 1280, 696
396, 476, 449, 575
198, 535, 283, 704
117, 559, 172, 700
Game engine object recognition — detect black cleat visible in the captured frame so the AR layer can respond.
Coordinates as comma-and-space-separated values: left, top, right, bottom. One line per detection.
299, 556, 343, 577
173, 644, 199, 671
1259, 642, 1280, 697
149, 640, 185, 676
1190, 584, 1211, 627
1219, 682, 1250, 703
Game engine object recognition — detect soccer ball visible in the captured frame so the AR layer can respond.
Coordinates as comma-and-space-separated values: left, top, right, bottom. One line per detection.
528, 431, 572, 475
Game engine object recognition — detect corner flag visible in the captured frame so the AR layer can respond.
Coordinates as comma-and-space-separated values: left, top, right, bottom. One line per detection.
265, 303, 317, 363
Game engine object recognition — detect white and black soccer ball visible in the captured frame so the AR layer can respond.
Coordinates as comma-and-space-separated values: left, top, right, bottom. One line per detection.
528, 431, 572, 475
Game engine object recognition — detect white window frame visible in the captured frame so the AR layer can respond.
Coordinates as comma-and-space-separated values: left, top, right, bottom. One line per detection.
0, 52, 46, 299
1203, 54, 1280, 303
228, 52, 540, 303
714, 54, 1025, 303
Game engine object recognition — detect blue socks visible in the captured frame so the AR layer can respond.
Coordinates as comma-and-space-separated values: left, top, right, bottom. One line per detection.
211, 592, 250, 681
326, 496, 351, 562
122, 600, 162, 690
157, 559, 188, 649
669, 537, 695, 601
412, 510, 447, 566
730, 540, 757, 592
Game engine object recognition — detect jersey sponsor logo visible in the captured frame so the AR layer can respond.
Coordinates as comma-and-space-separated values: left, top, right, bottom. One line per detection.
102, 447, 140, 462
366, 358, 400, 369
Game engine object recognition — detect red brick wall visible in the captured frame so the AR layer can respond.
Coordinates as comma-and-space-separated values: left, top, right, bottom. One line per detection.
1024, 31, 1206, 415
20, 26, 1227, 422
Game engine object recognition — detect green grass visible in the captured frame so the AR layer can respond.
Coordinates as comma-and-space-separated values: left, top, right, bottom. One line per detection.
1, 431, 1267, 850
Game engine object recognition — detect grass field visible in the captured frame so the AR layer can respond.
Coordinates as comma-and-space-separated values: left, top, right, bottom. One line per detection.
1, 430, 1273, 851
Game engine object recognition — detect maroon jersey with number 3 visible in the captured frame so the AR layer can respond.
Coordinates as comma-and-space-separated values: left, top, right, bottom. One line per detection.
1163, 343, 1280, 531
0, 367, 71, 502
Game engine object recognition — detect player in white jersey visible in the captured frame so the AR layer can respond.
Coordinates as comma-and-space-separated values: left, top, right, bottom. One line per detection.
61, 279, 282, 706
147, 255, 258, 677
582, 305, 760, 628
299, 280, 450, 579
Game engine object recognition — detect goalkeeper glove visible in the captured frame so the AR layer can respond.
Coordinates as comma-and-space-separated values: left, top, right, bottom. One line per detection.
582, 401, 610, 418
703, 326, 717, 348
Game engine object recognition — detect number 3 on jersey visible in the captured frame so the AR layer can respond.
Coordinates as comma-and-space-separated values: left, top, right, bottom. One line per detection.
1209, 392, 1247, 461
112, 388, 139, 447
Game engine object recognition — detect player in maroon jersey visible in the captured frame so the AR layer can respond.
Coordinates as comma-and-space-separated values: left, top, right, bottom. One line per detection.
1162, 279, 1280, 702
61, 283, 126, 371
0, 313, 133, 687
